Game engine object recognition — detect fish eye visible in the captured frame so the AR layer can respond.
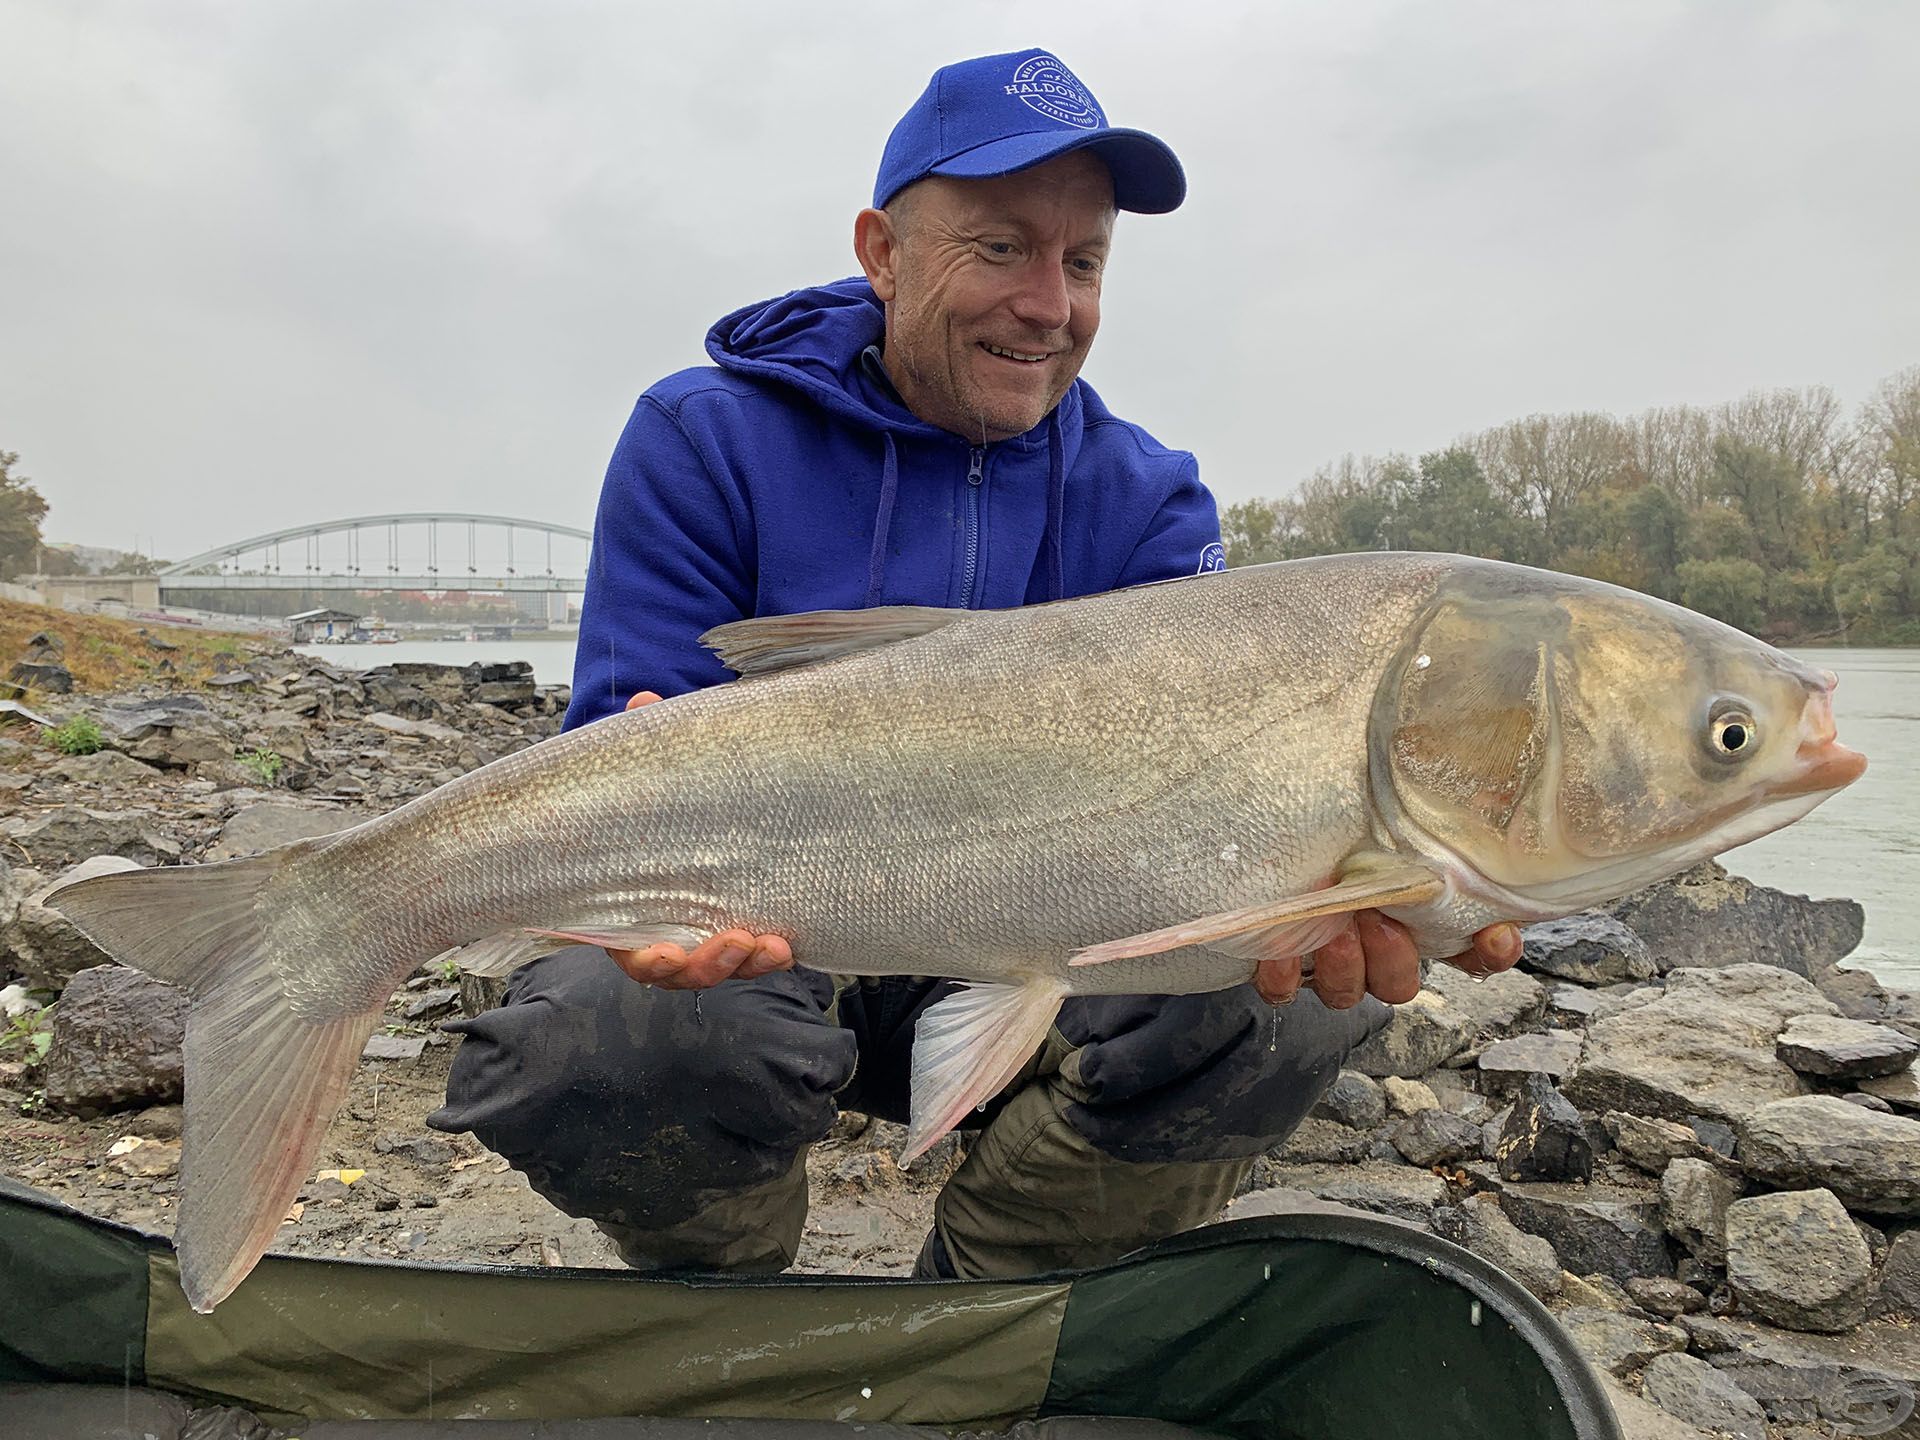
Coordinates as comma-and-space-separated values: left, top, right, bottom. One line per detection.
1710, 709, 1757, 758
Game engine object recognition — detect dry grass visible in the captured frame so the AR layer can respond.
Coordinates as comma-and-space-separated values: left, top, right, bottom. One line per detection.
0, 597, 272, 697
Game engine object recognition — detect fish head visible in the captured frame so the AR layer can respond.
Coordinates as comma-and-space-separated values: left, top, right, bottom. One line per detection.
1372, 565, 1867, 914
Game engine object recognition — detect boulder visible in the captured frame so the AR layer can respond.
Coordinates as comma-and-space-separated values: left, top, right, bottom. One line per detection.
208, 800, 360, 861
1816, 966, 1891, 1021
1625, 1276, 1708, 1318
1494, 1073, 1593, 1183
362, 1034, 427, 1062
1604, 1112, 1732, 1178
1687, 1318, 1916, 1432
1477, 1030, 1582, 1087
1775, 1013, 1920, 1081
1346, 991, 1470, 1078
1256, 1162, 1449, 1226
1498, 1181, 1672, 1282
8, 660, 73, 693
1858, 1070, 1920, 1113
1607, 861, 1863, 977
1390, 1108, 1483, 1167
1556, 1306, 1687, 1377
1421, 963, 1546, 1037
1872, 1230, 1920, 1319
1660, 1158, 1735, 1265
1429, 1193, 1562, 1300
1381, 1076, 1439, 1116
1739, 1095, 1920, 1215
1725, 1189, 1872, 1333
1519, 913, 1656, 985
1311, 1069, 1386, 1130
364, 711, 463, 743
40, 964, 187, 1112
1565, 964, 1834, 1127
1273, 1117, 1372, 1166
49, 750, 161, 783
2, 856, 141, 990
1545, 983, 1605, 1027
470, 679, 537, 707
0, 806, 181, 869
1638, 1353, 1768, 1440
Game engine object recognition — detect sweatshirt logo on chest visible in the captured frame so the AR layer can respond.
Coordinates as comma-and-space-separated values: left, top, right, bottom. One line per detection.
1003, 55, 1103, 130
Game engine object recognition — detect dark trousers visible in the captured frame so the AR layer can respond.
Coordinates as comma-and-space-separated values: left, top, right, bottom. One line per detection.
429, 946, 1389, 1276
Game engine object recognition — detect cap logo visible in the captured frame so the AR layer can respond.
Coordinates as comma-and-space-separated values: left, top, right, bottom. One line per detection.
1003, 54, 1102, 130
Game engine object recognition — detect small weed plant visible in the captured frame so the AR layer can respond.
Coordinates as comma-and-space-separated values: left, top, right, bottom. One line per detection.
46, 716, 104, 755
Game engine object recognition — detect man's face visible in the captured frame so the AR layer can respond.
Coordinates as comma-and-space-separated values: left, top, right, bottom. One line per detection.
859, 152, 1115, 443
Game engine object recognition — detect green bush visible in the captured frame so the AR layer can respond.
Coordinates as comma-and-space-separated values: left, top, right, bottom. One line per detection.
45, 715, 104, 755
238, 747, 284, 785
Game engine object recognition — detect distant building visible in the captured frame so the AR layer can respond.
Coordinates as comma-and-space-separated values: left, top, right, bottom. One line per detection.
286, 607, 361, 643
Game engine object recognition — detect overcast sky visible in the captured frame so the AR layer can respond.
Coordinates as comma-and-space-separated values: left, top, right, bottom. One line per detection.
3, 0, 1916, 563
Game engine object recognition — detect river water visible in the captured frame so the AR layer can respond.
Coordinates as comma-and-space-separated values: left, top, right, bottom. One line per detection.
299, 640, 1918, 983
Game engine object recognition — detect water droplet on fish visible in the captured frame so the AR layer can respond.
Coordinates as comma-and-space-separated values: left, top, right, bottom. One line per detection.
1263, 1262, 1272, 1280
860, 1386, 873, 1399
693, 993, 704, 1020
1469, 1300, 1482, 1327
1414, 653, 1432, 669
1268, 1009, 1281, 1051
1470, 971, 1488, 985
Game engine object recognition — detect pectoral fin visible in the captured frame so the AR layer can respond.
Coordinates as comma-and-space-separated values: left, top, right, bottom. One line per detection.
1067, 862, 1447, 969
904, 978, 1068, 1164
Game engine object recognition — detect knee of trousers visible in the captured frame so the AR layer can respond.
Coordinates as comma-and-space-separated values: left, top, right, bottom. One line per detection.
1053, 985, 1393, 1164
429, 945, 856, 1228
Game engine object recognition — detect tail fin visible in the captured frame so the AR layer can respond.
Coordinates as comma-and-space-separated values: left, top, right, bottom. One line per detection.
47, 854, 383, 1312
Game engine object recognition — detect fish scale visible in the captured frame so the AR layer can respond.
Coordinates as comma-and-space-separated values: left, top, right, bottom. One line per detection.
48, 551, 1865, 1311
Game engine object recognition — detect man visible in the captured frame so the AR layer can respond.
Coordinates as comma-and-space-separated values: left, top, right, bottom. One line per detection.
430, 49, 1519, 1279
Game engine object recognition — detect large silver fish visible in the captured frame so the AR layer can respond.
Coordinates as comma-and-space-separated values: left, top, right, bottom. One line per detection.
50, 554, 1866, 1310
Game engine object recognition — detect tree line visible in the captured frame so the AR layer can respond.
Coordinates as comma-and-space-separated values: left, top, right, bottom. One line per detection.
1220, 366, 1920, 644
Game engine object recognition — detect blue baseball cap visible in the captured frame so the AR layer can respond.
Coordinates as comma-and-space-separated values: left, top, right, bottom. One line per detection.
874, 49, 1186, 215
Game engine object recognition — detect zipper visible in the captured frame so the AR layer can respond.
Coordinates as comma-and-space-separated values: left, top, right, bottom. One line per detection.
960, 445, 986, 607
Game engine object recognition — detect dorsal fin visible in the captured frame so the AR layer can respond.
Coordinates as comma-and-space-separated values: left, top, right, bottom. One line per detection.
701, 605, 968, 678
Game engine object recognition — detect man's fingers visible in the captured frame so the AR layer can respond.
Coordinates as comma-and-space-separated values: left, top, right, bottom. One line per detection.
1308, 919, 1367, 1010
624, 690, 664, 711
1437, 922, 1525, 979
1355, 911, 1421, 1004
607, 928, 794, 990
1254, 953, 1302, 1006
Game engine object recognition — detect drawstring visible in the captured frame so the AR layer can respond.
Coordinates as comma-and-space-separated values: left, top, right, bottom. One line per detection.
1045, 413, 1065, 601
865, 431, 899, 608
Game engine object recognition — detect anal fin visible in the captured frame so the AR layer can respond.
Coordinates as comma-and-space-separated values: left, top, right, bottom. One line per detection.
904, 978, 1068, 1164
1068, 860, 1446, 969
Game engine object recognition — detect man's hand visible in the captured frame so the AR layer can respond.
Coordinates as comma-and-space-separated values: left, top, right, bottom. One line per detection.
607, 690, 800, 989
1252, 916, 1523, 1009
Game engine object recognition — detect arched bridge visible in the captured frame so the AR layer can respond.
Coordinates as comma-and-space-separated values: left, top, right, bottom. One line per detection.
158, 513, 591, 594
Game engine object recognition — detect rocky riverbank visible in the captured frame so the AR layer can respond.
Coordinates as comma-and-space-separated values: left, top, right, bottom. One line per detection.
4, 628, 1919, 1438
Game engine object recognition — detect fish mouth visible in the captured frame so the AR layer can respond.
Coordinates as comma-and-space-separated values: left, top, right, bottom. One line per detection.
1772, 739, 1868, 797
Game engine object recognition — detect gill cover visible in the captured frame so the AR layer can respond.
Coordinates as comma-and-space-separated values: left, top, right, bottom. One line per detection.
1371, 590, 1571, 884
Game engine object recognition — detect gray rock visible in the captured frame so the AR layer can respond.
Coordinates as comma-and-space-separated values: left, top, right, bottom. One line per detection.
1257, 1162, 1449, 1225
1607, 860, 1864, 977
1816, 966, 1891, 1021
1477, 1030, 1583, 1086
9, 660, 73, 692
0, 805, 181, 868
1390, 1108, 1483, 1167
1725, 1189, 1871, 1332
1546, 983, 1605, 1026
1565, 964, 1834, 1127
1605, 1112, 1731, 1178
1776, 1013, 1920, 1081
361, 1033, 427, 1062
209, 800, 360, 861
1381, 1076, 1439, 1115
1495, 1073, 1593, 1182
1739, 1095, 1920, 1215
1273, 1116, 1372, 1165
470, 679, 537, 707
1422, 963, 1547, 1038
1346, 991, 1470, 1078
403, 985, 460, 1021
1430, 1193, 1562, 1300
1639, 1353, 1768, 1440
1625, 1276, 1708, 1318
3, 856, 142, 990
1858, 1069, 1920, 1113
127, 722, 234, 769
1500, 1181, 1672, 1282
1872, 1230, 1920, 1319
49, 750, 161, 783
1660, 1158, 1736, 1264
1691, 1320, 1916, 1432
1556, 1306, 1687, 1377
1844, 1091, 1895, 1113
40, 964, 187, 1112
1560, 1272, 1638, 1313
364, 711, 463, 742
1311, 1069, 1386, 1130
1520, 913, 1657, 985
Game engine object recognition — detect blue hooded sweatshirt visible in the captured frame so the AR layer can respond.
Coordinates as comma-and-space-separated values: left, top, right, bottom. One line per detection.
563, 276, 1222, 729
